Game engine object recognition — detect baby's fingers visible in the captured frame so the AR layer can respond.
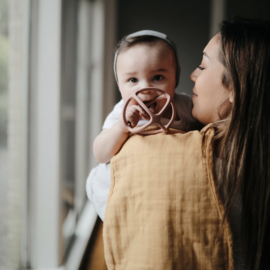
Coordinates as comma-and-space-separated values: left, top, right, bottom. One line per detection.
130, 105, 144, 114
126, 105, 144, 127
142, 111, 150, 120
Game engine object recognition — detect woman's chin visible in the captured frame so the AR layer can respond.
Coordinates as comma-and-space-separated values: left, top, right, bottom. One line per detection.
191, 107, 197, 119
192, 108, 203, 123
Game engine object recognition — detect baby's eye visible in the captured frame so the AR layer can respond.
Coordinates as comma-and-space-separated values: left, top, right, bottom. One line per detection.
153, 75, 163, 81
197, 66, 205, 70
129, 78, 138, 83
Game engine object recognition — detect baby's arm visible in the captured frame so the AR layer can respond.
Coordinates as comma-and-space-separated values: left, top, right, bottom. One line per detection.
93, 104, 145, 163
93, 122, 129, 164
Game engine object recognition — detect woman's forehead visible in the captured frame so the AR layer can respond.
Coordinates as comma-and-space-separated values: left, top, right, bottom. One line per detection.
203, 34, 221, 60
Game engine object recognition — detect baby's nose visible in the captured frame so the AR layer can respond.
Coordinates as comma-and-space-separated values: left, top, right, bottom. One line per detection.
139, 80, 154, 90
139, 88, 155, 94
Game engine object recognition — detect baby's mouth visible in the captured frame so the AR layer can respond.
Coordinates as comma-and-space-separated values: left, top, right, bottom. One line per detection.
142, 96, 159, 114
146, 101, 157, 113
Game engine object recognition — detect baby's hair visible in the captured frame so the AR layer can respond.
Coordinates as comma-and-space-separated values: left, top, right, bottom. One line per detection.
116, 35, 169, 55
114, 33, 180, 87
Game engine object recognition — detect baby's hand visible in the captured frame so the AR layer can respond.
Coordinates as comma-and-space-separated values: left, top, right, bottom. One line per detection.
118, 104, 146, 132
126, 105, 145, 127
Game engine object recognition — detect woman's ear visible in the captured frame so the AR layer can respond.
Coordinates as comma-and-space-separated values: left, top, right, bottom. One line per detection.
228, 91, 233, 103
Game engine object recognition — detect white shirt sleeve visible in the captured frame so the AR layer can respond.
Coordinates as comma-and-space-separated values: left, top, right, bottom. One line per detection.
102, 99, 124, 129
86, 163, 111, 221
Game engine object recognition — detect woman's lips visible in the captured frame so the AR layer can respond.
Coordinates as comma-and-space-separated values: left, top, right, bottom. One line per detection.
192, 88, 198, 98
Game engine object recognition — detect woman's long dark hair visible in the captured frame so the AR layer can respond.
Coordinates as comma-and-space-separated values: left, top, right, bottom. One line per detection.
217, 18, 270, 269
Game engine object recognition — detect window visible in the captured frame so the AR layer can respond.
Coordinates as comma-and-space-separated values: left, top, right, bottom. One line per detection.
4, 0, 116, 269
0, 0, 9, 266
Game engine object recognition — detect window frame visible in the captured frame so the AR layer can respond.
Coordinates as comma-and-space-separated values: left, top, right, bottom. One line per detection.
22, 0, 116, 268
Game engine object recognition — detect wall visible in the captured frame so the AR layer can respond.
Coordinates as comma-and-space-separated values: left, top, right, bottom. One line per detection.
116, 0, 211, 97
227, 0, 270, 19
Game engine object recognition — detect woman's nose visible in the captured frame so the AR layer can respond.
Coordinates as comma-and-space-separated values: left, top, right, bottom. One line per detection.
190, 69, 198, 82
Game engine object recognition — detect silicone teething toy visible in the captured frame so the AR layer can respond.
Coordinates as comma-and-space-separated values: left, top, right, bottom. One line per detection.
122, 88, 176, 135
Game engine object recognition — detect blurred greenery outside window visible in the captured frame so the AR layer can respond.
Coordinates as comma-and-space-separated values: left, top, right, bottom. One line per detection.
0, 0, 8, 149
0, 0, 9, 264
0, 3, 8, 190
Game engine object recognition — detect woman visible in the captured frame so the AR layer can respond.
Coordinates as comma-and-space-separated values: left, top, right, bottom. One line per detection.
87, 18, 270, 270
191, 18, 270, 270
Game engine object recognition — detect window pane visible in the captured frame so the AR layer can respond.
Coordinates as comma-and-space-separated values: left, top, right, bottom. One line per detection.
0, 0, 9, 266
61, 0, 78, 255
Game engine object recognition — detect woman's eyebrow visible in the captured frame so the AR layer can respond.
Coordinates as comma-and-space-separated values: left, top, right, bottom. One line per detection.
202, 52, 210, 59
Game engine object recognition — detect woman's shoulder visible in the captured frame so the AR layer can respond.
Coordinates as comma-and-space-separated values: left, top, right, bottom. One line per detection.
200, 123, 214, 134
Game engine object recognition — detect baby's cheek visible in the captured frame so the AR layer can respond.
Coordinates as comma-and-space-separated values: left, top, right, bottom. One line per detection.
156, 99, 167, 112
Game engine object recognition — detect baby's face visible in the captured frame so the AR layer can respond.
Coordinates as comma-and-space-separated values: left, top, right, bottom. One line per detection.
116, 43, 176, 112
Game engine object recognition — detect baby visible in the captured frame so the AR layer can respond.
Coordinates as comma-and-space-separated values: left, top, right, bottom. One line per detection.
93, 30, 198, 164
